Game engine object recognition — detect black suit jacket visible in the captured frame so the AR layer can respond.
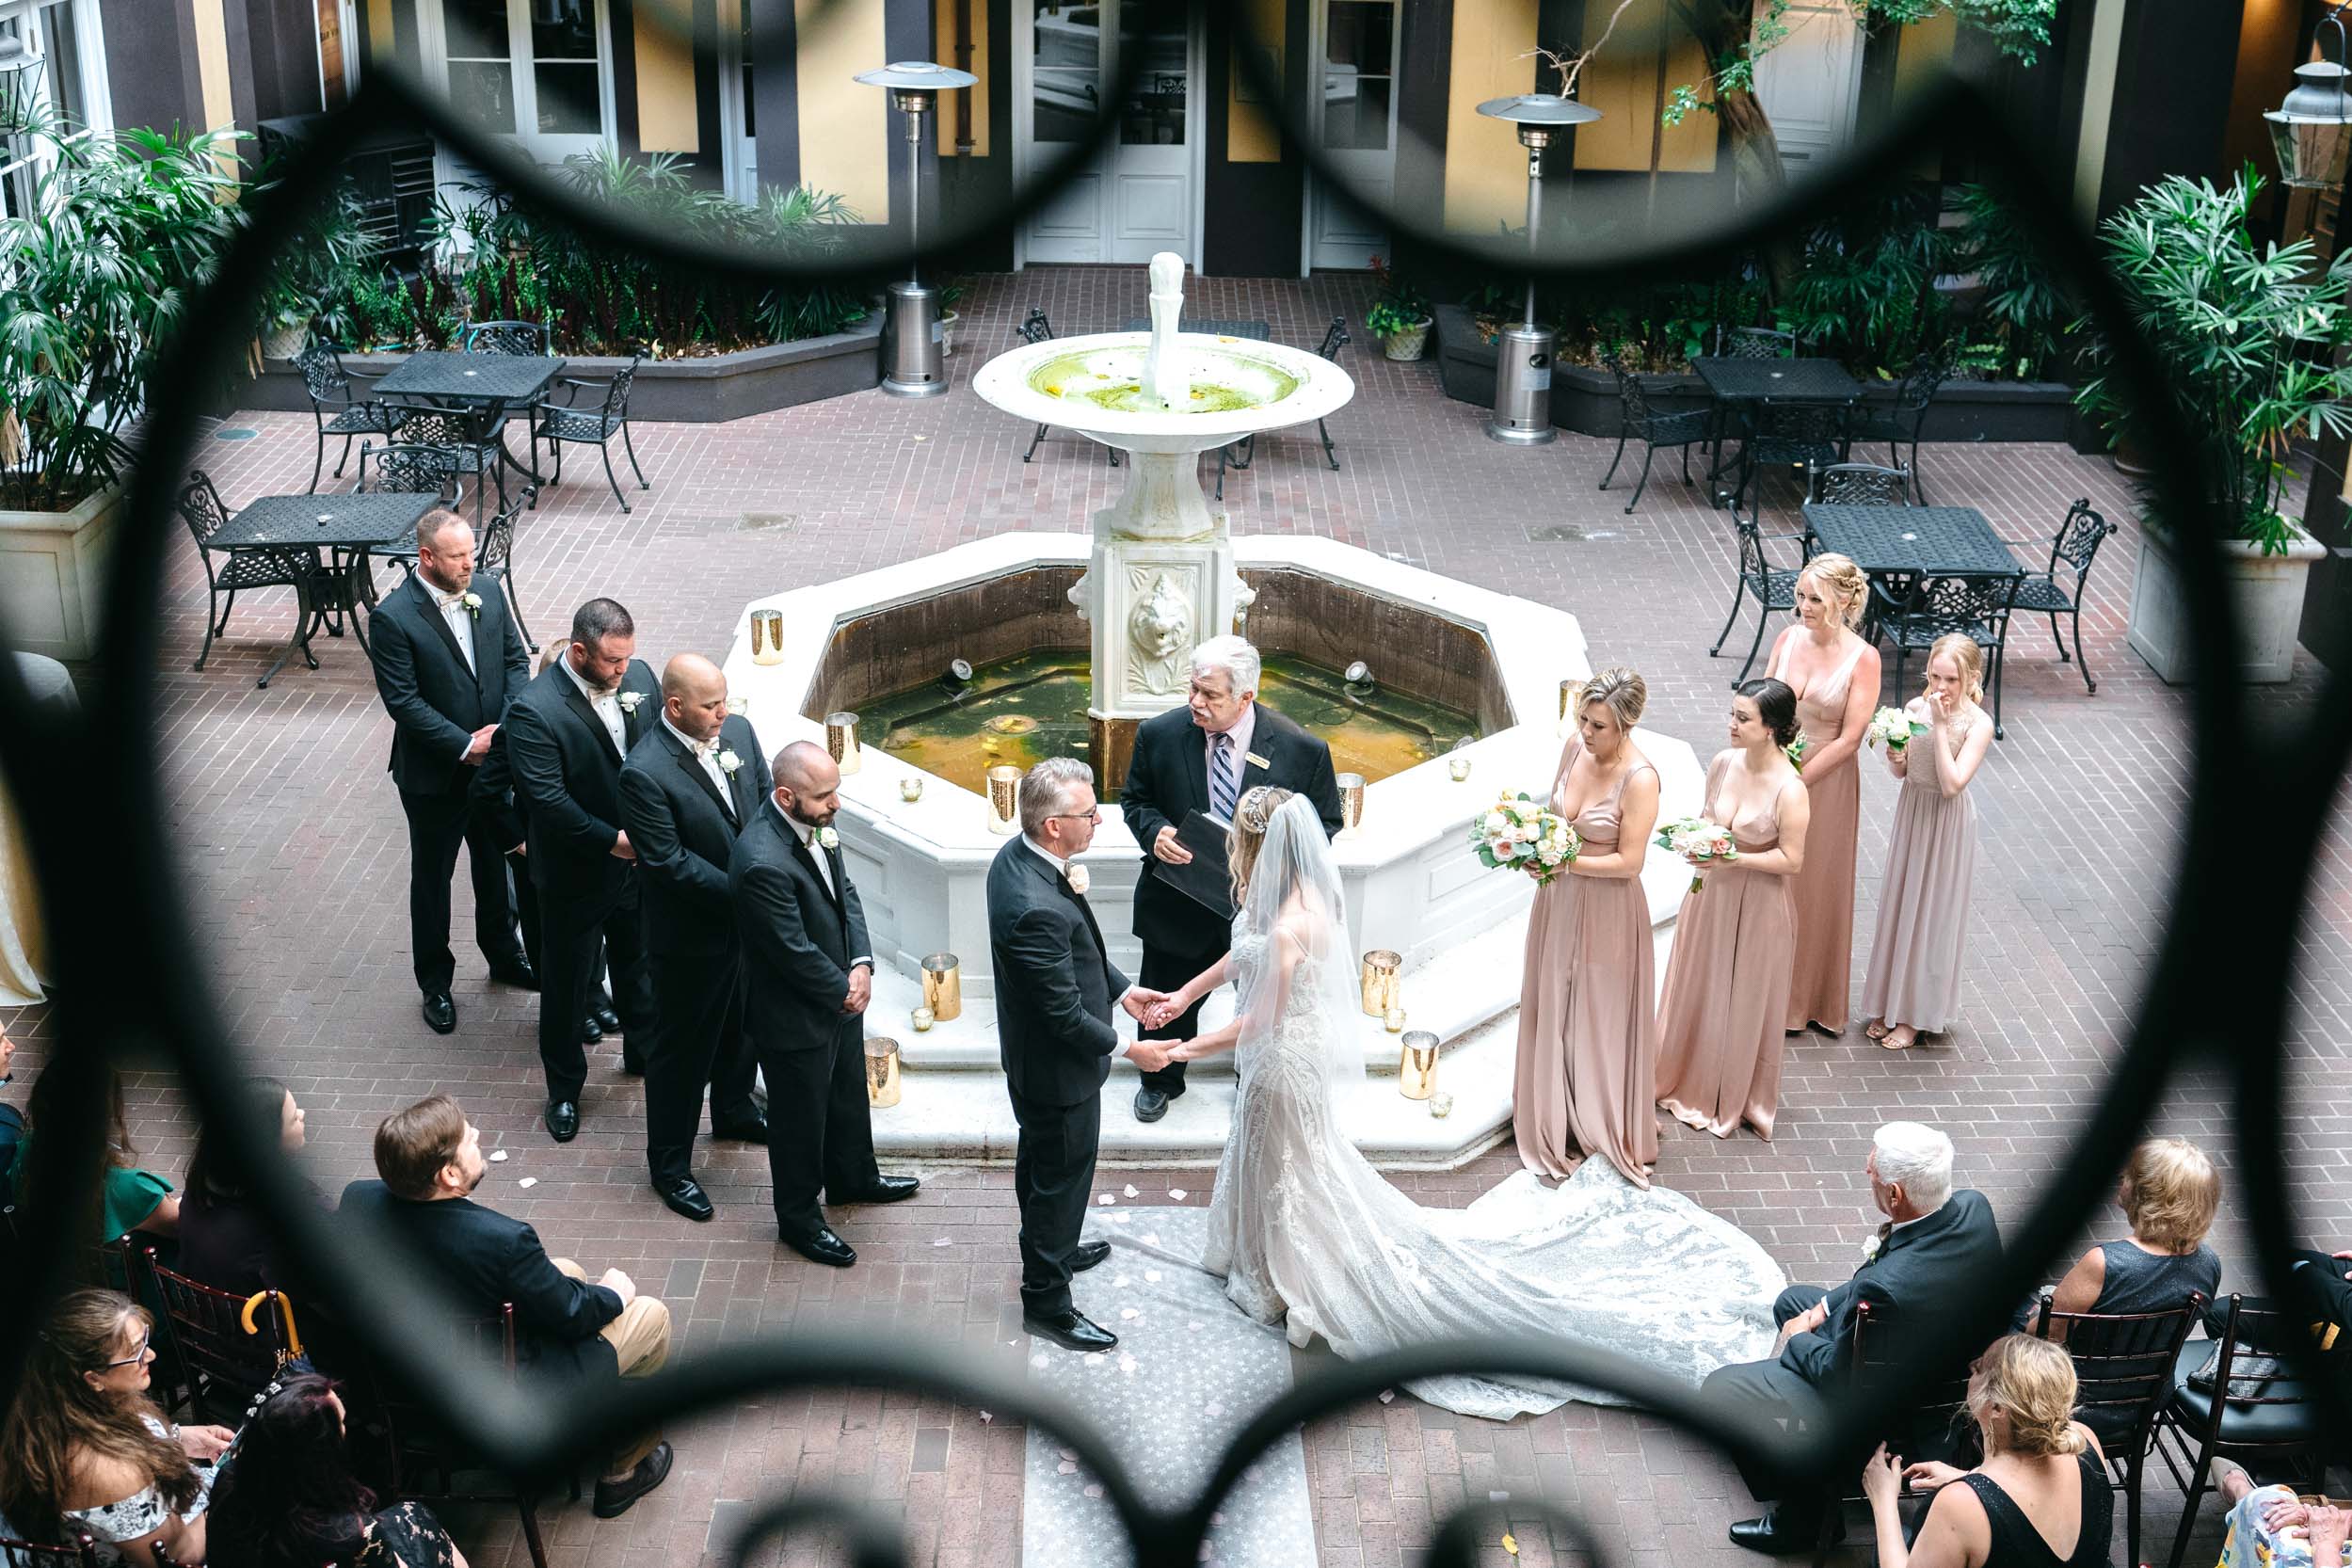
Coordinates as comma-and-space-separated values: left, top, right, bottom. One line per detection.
988, 837, 1133, 1108
504, 656, 663, 896
336, 1178, 621, 1384
1780, 1189, 2006, 1389
620, 715, 772, 957
368, 569, 532, 796
1121, 703, 1343, 953
731, 804, 872, 1055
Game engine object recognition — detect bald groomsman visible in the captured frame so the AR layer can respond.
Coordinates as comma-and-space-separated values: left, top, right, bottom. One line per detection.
618, 655, 771, 1223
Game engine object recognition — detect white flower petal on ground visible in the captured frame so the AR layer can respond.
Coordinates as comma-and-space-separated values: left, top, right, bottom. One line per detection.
517, 1177, 536, 1188
488, 1149, 509, 1162
1168, 1188, 1188, 1200
1097, 1192, 1116, 1205
1123, 1184, 1139, 1197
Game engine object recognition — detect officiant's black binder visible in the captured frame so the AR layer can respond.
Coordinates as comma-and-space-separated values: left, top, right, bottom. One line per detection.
1159, 809, 1237, 921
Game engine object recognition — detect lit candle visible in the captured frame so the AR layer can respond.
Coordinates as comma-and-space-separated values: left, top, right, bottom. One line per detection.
899, 776, 924, 802
911, 1006, 936, 1032
1430, 1092, 1454, 1119
1384, 1006, 1406, 1033
1448, 756, 1472, 782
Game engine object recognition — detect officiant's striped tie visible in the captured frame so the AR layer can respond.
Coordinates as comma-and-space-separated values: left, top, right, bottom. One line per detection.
1211, 732, 1240, 819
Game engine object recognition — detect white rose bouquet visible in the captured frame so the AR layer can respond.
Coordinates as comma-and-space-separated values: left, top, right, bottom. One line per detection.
1864, 706, 1928, 752
1655, 815, 1737, 894
1468, 792, 1579, 888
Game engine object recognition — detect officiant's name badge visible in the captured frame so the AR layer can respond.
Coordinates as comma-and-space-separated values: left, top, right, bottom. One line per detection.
1245, 751, 1271, 770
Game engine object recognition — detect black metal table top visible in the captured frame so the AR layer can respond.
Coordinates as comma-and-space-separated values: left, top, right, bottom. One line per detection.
213, 492, 441, 552
1119, 317, 1271, 340
1692, 356, 1864, 404
1803, 504, 2021, 578
373, 350, 563, 403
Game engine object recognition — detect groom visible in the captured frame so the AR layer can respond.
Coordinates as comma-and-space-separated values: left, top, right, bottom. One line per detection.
987, 758, 1172, 1352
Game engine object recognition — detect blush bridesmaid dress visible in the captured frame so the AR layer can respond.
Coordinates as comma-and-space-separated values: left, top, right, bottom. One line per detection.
1770, 635, 1868, 1033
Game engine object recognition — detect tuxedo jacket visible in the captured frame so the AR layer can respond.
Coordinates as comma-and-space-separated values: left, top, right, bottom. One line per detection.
1120, 703, 1343, 953
336, 1178, 621, 1384
368, 569, 532, 797
987, 837, 1132, 1108
503, 656, 663, 897
730, 804, 872, 1055
619, 715, 773, 957
1779, 1189, 2005, 1388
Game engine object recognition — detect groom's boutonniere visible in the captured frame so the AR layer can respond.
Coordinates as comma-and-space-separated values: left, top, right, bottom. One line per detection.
1064, 864, 1091, 896
717, 748, 743, 776
617, 690, 645, 714
817, 826, 839, 851
460, 591, 482, 621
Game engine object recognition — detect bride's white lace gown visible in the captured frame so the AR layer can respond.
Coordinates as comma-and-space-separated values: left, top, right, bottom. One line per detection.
1200, 920, 1787, 1420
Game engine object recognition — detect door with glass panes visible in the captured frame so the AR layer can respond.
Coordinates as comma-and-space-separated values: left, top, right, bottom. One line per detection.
1022, 0, 1193, 264
1307, 0, 1397, 270
433, 0, 612, 162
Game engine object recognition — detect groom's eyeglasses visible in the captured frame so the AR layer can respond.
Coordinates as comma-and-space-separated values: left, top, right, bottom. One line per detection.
1050, 808, 1102, 824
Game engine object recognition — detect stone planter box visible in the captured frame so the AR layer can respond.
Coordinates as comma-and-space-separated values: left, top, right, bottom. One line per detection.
2126, 524, 2326, 684
241, 315, 887, 424
1432, 304, 2078, 444
0, 481, 124, 661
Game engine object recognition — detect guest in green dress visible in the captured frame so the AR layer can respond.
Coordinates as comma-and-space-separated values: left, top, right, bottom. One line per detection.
8, 1064, 179, 1246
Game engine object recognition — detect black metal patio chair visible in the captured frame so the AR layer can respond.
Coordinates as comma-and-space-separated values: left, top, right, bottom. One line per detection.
1807, 460, 1911, 507
536, 354, 648, 513
1217, 315, 1349, 501
1875, 572, 2024, 738
1599, 350, 1713, 513
1015, 308, 1117, 470
1730, 399, 1850, 512
1714, 324, 1800, 359
1709, 500, 1812, 682
178, 470, 319, 676
1849, 342, 1956, 502
388, 406, 509, 525
293, 343, 409, 493
2000, 498, 2116, 694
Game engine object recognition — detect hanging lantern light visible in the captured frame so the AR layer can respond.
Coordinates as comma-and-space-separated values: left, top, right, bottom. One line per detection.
0, 37, 47, 135
2266, 12, 2352, 190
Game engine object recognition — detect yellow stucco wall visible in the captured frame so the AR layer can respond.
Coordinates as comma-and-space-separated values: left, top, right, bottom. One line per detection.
795, 0, 888, 217
1227, 0, 1282, 164
634, 0, 699, 152
1444, 0, 1539, 232
1568, 0, 1716, 173
934, 0, 989, 157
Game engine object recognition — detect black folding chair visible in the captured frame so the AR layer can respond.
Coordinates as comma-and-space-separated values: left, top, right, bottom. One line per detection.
145, 1251, 291, 1427
2032, 1288, 2205, 1568
2150, 1295, 2335, 1568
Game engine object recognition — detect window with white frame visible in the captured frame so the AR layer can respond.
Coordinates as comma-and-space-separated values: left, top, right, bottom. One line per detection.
0, 0, 111, 220
430, 0, 613, 160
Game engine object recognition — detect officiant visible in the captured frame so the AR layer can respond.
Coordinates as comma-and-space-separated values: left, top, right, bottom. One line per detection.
1120, 635, 1342, 1122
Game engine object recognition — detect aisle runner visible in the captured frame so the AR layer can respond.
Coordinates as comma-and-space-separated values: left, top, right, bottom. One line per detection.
1020, 1205, 1317, 1568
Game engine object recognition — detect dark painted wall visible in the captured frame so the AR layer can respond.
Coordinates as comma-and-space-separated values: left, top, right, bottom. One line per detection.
936, 0, 1012, 273
2095, 0, 2248, 218
1203, 0, 1304, 276
750, 0, 800, 191
104, 0, 208, 136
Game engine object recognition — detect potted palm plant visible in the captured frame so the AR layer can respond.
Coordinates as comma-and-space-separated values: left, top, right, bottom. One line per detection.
0, 115, 245, 660
1365, 255, 1432, 361
2076, 169, 2350, 684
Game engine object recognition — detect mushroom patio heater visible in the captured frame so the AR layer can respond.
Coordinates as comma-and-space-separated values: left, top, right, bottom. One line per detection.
1473, 92, 1600, 444
856, 59, 978, 398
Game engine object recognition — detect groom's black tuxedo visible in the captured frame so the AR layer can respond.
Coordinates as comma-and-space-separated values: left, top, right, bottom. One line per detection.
987, 836, 1132, 1316
504, 653, 663, 1101
366, 568, 534, 997
618, 715, 770, 1184
1120, 703, 1340, 1096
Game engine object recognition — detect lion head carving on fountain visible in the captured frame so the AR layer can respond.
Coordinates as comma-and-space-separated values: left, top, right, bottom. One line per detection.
1128, 572, 1194, 696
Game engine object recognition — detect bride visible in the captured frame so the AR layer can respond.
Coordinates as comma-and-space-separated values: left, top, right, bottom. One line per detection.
1146, 787, 1787, 1420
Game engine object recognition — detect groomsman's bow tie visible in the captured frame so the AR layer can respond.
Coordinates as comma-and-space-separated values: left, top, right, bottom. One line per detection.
432, 589, 466, 611
690, 736, 717, 758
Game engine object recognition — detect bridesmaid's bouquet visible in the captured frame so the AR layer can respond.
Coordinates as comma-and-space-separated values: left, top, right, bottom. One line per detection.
1864, 706, 1928, 752
1656, 816, 1737, 894
1469, 792, 1579, 887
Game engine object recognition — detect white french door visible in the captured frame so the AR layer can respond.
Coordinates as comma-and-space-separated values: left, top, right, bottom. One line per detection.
1751, 1, 1864, 175
424, 0, 615, 166
717, 0, 757, 203
1305, 0, 1398, 271
1017, 0, 1198, 265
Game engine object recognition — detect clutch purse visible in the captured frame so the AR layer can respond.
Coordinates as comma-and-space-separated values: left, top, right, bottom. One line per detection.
2185, 1342, 2285, 1403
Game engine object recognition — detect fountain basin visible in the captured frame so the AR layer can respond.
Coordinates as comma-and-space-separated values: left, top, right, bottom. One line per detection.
971, 331, 1355, 456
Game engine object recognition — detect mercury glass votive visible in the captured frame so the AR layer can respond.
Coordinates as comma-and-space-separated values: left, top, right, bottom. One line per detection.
726, 694, 749, 716
986, 764, 1021, 835
1559, 678, 1577, 733
750, 609, 786, 665
864, 1037, 903, 1108
911, 1006, 936, 1032
1384, 1006, 1406, 1033
1336, 772, 1366, 839
1448, 755, 1473, 782
826, 712, 862, 775
920, 952, 963, 1021
899, 776, 924, 803
1398, 1030, 1439, 1098
1359, 950, 1401, 1016
1429, 1091, 1455, 1119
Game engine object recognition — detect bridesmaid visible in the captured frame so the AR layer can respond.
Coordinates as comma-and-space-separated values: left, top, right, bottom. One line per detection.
1512, 666, 1664, 1187
1655, 680, 1811, 1140
1766, 552, 1880, 1034
1860, 633, 1992, 1049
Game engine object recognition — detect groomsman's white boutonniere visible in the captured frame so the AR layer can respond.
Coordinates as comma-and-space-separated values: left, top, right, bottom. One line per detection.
1861, 1230, 1884, 1264
817, 826, 839, 851
460, 591, 482, 621
1064, 864, 1091, 896
717, 749, 743, 777
617, 690, 645, 714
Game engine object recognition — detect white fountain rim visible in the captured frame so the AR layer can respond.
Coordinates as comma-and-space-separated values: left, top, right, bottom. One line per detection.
971, 330, 1357, 440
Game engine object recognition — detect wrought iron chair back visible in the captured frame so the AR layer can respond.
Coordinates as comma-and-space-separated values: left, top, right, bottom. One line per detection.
1598, 349, 1712, 513
1710, 501, 1810, 679
1809, 462, 1911, 506
1879, 571, 2024, 736
357, 443, 459, 504
462, 320, 552, 357
2047, 497, 2115, 579
1017, 306, 1054, 346
293, 342, 354, 404
1717, 324, 1799, 360
175, 470, 232, 549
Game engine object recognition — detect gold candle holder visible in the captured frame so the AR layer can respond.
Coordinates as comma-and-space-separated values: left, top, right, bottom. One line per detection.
911, 1006, 936, 1032
986, 764, 1021, 835
899, 776, 924, 803
1448, 755, 1473, 783
1559, 678, 1577, 733
826, 712, 862, 776
750, 609, 786, 665
1399, 1030, 1438, 1098
1336, 773, 1366, 840
1384, 1006, 1407, 1033
1359, 950, 1400, 1016
920, 953, 963, 1022
864, 1036, 902, 1108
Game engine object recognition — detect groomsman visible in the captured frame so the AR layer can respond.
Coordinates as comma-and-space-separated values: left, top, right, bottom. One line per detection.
730, 741, 919, 1267
617, 654, 771, 1223
504, 599, 662, 1143
1120, 634, 1342, 1121
366, 508, 537, 1034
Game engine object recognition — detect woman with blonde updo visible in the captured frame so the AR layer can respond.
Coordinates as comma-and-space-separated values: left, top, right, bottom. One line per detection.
1862, 1334, 2112, 1568
1766, 552, 1880, 1034
1860, 632, 1993, 1049
1512, 666, 1662, 1186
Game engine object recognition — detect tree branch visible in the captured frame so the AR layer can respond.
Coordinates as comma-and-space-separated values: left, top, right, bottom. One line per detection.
1518, 0, 1640, 101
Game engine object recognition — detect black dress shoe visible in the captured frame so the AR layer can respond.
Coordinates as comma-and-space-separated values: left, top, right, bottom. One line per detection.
545, 1099, 580, 1143
654, 1176, 714, 1223
835, 1174, 920, 1205
1728, 1509, 1831, 1555
1072, 1240, 1112, 1272
580, 1015, 604, 1046
422, 992, 456, 1034
779, 1225, 856, 1267
1023, 1308, 1117, 1352
488, 956, 539, 991
591, 1441, 674, 1518
594, 1005, 622, 1033
1132, 1087, 1170, 1123
711, 1115, 770, 1144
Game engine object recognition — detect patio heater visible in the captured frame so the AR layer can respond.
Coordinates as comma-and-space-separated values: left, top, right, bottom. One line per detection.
0, 36, 46, 134
856, 60, 978, 398
2264, 6, 2352, 190
1473, 92, 1600, 445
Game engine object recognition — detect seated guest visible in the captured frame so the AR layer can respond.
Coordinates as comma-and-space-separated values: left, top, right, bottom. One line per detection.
208, 1372, 469, 1568
10, 1064, 179, 1246
2208, 1460, 2348, 1568
178, 1076, 321, 1303
1702, 1121, 2006, 1554
0, 1288, 235, 1566
1861, 1333, 2112, 1568
336, 1094, 674, 1518
0, 1032, 22, 1211
2047, 1136, 2223, 1324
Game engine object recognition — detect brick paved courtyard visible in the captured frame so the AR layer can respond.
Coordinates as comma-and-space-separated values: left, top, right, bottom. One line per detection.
9, 266, 2348, 1568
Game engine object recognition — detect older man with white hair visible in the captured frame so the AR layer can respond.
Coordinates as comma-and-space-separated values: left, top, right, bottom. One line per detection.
1702, 1121, 2005, 1555
1118, 634, 1342, 1122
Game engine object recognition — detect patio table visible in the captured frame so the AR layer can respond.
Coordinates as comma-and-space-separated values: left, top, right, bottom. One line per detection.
1691, 356, 1864, 406
214, 491, 440, 686
374, 350, 565, 492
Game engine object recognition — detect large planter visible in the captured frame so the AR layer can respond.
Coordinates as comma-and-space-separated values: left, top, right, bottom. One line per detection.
1434, 303, 1499, 404
0, 481, 124, 661
2126, 524, 2326, 684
